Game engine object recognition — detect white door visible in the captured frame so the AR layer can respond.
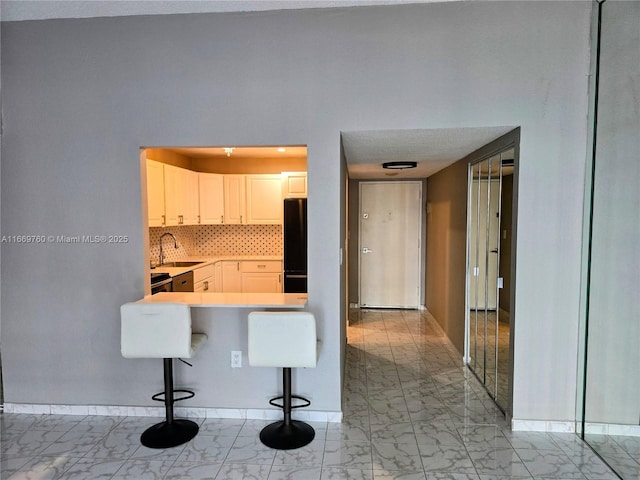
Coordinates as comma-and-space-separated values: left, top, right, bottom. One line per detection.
359, 181, 422, 308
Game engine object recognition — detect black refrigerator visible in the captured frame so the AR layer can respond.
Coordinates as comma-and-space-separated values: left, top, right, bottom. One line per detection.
283, 198, 307, 293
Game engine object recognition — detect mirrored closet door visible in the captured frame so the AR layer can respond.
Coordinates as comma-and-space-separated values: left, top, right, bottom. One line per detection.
467, 148, 514, 413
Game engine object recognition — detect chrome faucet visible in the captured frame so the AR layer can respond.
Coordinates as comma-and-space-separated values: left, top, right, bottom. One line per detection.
159, 232, 178, 266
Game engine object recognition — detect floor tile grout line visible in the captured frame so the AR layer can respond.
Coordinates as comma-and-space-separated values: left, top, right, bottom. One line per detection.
2, 308, 625, 479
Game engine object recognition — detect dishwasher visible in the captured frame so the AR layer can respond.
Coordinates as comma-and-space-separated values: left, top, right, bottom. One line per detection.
151, 272, 172, 295
172, 271, 194, 292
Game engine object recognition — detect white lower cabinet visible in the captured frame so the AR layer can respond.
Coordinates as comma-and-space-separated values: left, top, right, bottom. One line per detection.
193, 263, 216, 293
221, 260, 282, 293
241, 261, 282, 293
222, 261, 243, 293
213, 261, 223, 292
189, 260, 282, 293
241, 273, 281, 293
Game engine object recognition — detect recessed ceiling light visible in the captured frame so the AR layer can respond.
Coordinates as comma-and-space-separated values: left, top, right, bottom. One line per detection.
382, 161, 417, 170
277, 147, 286, 153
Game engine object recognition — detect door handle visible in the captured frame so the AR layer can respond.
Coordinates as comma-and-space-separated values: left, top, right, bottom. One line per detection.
490, 249, 498, 253
362, 247, 373, 254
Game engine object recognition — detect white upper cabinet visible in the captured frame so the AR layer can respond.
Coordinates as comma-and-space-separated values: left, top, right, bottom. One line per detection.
281, 171, 307, 198
223, 175, 246, 224
164, 164, 197, 226
246, 174, 283, 224
162, 164, 182, 226
146, 161, 285, 227
146, 159, 166, 227
199, 173, 224, 224
185, 169, 200, 225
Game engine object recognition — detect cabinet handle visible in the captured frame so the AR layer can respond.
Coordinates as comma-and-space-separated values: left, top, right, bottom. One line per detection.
198, 215, 201, 224
240, 215, 243, 224
179, 215, 184, 224
162, 215, 166, 225
204, 281, 209, 291
237, 262, 240, 271
258, 264, 266, 269
221, 215, 224, 224
279, 274, 282, 283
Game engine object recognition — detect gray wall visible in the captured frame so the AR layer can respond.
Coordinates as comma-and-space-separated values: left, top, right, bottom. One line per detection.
1, 2, 592, 424
583, 0, 640, 425
425, 130, 518, 360
425, 157, 468, 355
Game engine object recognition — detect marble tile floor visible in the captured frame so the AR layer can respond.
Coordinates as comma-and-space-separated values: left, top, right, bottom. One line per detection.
0, 308, 623, 479
583, 434, 640, 480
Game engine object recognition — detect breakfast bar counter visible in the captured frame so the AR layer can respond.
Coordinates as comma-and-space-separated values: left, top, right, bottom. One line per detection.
137, 291, 307, 308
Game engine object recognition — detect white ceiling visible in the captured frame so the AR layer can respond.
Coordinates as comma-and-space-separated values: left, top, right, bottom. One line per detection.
343, 127, 514, 179
168, 145, 307, 160
0, 0, 457, 22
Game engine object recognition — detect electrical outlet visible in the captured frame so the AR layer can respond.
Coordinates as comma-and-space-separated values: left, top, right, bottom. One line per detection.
231, 350, 242, 368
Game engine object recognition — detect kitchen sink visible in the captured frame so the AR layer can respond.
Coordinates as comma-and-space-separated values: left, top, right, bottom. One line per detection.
159, 261, 203, 268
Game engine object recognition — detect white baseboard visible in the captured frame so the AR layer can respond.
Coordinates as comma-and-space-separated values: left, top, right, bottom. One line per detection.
511, 418, 640, 437
584, 422, 640, 437
511, 419, 576, 433
2, 403, 343, 423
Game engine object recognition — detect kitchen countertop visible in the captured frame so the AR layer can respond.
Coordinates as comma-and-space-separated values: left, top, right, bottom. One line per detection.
151, 256, 283, 277
138, 291, 307, 308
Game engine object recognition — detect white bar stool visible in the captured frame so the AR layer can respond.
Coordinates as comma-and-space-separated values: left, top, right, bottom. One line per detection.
121, 302, 207, 449
248, 311, 320, 450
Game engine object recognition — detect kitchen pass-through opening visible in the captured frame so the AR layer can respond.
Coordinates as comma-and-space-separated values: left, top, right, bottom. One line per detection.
139, 145, 308, 299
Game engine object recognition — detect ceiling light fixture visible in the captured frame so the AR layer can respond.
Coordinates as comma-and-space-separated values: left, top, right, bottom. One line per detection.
382, 161, 417, 170
277, 147, 286, 153
224, 147, 235, 157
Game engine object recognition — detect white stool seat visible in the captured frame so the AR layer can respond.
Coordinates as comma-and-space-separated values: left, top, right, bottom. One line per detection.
121, 303, 207, 359
120, 302, 207, 449
248, 311, 319, 368
247, 311, 319, 450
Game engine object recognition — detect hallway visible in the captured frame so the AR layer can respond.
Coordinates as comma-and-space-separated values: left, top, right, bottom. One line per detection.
340, 308, 618, 479
0, 309, 619, 479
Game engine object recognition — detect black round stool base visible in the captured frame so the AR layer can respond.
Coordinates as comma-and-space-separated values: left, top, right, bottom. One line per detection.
140, 419, 199, 449
259, 420, 315, 450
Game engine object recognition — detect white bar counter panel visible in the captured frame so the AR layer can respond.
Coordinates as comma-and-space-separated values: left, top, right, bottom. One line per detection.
98, 290, 339, 423
138, 292, 307, 308
5, 292, 336, 421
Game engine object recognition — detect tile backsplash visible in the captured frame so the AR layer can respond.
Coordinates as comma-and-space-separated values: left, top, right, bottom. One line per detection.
193, 225, 282, 256
149, 224, 282, 264
149, 227, 196, 265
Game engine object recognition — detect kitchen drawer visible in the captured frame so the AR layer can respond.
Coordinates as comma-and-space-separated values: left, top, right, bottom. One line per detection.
194, 278, 214, 292
241, 260, 281, 273
193, 263, 215, 283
